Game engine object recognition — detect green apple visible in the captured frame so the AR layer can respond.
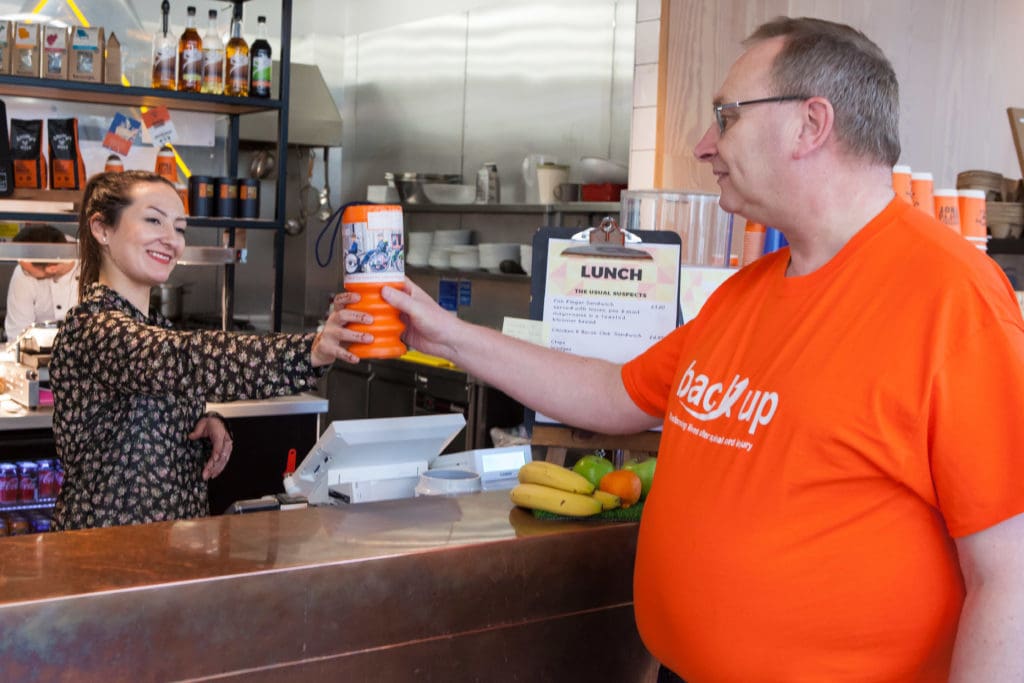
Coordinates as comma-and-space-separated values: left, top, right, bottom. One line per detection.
572, 454, 614, 489
623, 458, 656, 499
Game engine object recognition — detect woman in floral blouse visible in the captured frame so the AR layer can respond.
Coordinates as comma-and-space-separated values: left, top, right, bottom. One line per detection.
50, 171, 370, 530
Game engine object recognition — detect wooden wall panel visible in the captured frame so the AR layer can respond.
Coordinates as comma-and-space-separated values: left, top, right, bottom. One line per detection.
658, 0, 1024, 193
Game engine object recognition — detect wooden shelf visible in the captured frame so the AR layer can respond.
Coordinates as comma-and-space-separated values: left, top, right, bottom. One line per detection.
0, 75, 282, 115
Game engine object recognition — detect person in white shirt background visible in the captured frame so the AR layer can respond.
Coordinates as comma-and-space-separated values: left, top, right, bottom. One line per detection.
4, 224, 80, 342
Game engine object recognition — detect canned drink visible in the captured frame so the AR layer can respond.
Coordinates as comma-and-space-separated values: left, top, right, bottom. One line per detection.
0, 463, 18, 504
37, 460, 58, 499
17, 461, 37, 503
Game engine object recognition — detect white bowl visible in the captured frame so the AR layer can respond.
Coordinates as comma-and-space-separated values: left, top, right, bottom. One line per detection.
578, 156, 628, 184
407, 231, 433, 249
406, 248, 429, 267
428, 247, 451, 268
415, 469, 482, 497
478, 242, 521, 271
450, 251, 480, 271
520, 244, 533, 275
422, 183, 477, 205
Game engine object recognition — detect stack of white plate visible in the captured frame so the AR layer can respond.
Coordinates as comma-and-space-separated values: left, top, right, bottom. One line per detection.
428, 247, 451, 268
433, 229, 473, 247
449, 245, 480, 271
428, 229, 474, 269
478, 242, 521, 272
406, 231, 433, 267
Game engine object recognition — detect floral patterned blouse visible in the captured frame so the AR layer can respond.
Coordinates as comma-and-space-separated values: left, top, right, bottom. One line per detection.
50, 284, 324, 530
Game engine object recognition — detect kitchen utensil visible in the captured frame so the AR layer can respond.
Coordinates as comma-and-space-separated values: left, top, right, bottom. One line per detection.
422, 183, 476, 204
414, 469, 481, 497
432, 229, 472, 246
581, 183, 626, 202
294, 149, 317, 234
151, 283, 189, 320
449, 246, 480, 271
366, 185, 400, 203
478, 242, 520, 272
406, 231, 433, 266
519, 244, 533, 276
248, 148, 276, 180
536, 163, 569, 204
521, 154, 559, 203
475, 162, 500, 204
385, 172, 462, 204
553, 182, 582, 201
578, 156, 628, 184
317, 147, 333, 221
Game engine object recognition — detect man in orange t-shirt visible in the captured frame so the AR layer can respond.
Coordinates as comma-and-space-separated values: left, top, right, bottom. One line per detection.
381, 16, 1024, 682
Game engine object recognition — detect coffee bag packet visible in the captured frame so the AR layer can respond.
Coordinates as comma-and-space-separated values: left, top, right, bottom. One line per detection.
10, 118, 45, 189
47, 118, 85, 190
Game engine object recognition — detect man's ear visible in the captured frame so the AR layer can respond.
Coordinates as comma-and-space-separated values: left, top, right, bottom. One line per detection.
793, 96, 834, 159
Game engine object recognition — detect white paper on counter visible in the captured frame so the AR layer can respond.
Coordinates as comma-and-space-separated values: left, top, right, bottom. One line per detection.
501, 317, 548, 347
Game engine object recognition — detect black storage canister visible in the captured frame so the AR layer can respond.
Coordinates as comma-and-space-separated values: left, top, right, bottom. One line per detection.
188, 175, 214, 217
237, 178, 259, 218
213, 176, 238, 218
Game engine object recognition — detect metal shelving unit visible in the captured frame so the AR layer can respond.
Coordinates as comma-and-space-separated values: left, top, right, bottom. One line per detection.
402, 201, 621, 227
0, 0, 293, 330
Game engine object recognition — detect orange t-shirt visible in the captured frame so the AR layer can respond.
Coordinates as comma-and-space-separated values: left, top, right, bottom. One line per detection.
622, 199, 1024, 681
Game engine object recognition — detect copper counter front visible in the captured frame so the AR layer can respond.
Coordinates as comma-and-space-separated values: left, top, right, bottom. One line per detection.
0, 491, 657, 681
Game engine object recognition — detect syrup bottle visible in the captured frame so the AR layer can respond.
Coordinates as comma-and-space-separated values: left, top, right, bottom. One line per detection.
200, 9, 224, 95
176, 5, 202, 93
151, 0, 176, 89
249, 16, 272, 98
224, 13, 249, 97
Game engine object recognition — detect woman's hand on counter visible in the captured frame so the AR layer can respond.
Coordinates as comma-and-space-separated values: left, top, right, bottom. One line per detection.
191, 412, 234, 480
310, 291, 373, 367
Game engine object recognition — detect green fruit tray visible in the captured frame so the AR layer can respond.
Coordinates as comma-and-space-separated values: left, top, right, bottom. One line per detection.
532, 500, 644, 522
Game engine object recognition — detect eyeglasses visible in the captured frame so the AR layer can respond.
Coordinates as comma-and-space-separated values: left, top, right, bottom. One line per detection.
713, 96, 809, 135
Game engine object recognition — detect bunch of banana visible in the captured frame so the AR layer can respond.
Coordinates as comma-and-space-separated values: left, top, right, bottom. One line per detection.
517, 461, 594, 493
510, 461, 603, 517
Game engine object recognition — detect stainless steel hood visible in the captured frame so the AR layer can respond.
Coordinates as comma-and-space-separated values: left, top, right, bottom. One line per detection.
239, 62, 343, 147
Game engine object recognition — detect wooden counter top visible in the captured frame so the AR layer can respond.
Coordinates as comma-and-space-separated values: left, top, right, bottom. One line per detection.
0, 491, 657, 681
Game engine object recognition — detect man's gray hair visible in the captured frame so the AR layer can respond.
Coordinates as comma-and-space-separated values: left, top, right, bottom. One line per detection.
746, 16, 900, 167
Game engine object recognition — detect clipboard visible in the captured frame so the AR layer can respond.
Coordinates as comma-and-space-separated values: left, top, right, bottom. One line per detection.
527, 218, 682, 428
